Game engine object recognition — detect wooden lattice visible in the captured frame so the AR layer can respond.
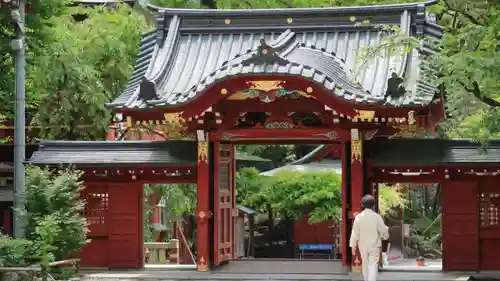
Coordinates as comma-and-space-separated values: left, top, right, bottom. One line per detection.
479, 192, 499, 228
84, 192, 109, 235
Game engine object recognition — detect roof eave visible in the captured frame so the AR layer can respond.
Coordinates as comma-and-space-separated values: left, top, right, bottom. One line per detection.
147, 0, 438, 17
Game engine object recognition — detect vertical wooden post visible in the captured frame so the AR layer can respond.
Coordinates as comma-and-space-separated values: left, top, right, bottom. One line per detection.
196, 132, 211, 271
231, 145, 237, 258
169, 239, 180, 264
341, 141, 350, 267
372, 182, 379, 212
350, 128, 364, 273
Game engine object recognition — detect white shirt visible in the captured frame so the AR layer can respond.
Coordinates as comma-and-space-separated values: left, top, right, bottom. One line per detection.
349, 209, 389, 250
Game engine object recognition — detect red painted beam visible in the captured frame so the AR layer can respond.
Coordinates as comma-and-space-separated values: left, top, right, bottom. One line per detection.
210, 128, 350, 142
82, 174, 196, 184
118, 75, 430, 122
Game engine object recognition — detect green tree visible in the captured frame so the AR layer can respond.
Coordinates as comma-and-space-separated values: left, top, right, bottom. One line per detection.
430, 1, 500, 140
31, 5, 149, 140
23, 166, 88, 261
0, 0, 71, 125
236, 168, 405, 223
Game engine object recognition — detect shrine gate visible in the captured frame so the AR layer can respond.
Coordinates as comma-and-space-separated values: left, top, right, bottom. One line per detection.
26, 0, 500, 273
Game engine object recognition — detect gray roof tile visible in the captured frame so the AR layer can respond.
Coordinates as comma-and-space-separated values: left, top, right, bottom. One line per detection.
28, 140, 197, 167
108, 1, 444, 110
27, 140, 271, 167
368, 138, 500, 166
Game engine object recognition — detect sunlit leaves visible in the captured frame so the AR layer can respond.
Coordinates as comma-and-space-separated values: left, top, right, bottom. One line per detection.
30, 4, 149, 140
237, 168, 405, 224
432, 3, 500, 140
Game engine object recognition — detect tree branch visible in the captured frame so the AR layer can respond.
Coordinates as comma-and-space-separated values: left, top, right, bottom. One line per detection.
458, 80, 500, 108
442, 0, 485, 26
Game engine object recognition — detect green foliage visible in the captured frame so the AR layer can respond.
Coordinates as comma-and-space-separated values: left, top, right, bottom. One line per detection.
0, 235, 34, 267
431, 3, 500, 140
23, 166, 88, 262
408, 214, 442, 258
30, 5, 149, 140
0, 0, 71, 122
378, 184, 406, 217
237, 168, 405, 224
143, 184, 196, 242
1, 3, 149, 141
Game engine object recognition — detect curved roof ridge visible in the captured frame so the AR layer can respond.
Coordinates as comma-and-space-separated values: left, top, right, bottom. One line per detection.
110, 2, 443, 110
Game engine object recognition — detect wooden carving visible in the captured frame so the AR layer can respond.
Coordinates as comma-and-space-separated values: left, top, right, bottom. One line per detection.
263, 115, 295, 129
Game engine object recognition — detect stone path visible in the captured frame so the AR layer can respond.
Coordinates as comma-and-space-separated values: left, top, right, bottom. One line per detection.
79, 270, 482, 281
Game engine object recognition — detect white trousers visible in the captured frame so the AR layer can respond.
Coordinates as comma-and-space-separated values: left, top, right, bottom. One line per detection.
360, 247, 380, 281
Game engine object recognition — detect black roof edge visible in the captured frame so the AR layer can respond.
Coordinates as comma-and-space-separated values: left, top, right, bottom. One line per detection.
69, 0, 136, 7
34, 139, 197, 151
290, 145, 327, 165
147, 0, 438, 16
24, 162, 196, 168
371, 137, 500, 147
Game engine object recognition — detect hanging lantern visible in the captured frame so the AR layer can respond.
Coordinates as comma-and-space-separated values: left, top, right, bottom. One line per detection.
152, 197, 168, 231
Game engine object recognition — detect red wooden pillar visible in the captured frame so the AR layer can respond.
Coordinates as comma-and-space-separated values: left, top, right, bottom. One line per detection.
341, 142, 350, 266
3, 208, 12, 236
231, 145, 237, 258
196, 133, 211, 271
372, 182, 379, 212
350, 128, 364, 273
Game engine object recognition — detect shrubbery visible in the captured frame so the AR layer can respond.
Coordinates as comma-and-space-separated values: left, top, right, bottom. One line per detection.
236, 167, 406, 223
0, 166, 88, 271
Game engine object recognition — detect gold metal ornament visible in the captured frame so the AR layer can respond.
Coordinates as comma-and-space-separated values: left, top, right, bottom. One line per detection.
247, 80, 284, 92
351, 139, 362, 163
198, 141, 209, 163
355, 110, 375, 122
408, 110, 416, 125
197, 256, 208, 272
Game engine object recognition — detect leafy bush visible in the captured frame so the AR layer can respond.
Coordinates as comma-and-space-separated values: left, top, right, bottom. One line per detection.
237, 168, 342, 223
0, 235, 34, 267
237, 168, 406, 223
22, 166, 88, 263
378, 184, 407, 217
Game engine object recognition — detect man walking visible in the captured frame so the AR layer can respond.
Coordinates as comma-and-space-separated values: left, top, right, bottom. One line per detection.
349, 195, 389, 281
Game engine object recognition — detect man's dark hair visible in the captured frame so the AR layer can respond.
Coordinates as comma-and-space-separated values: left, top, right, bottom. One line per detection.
362, 194, 375, 210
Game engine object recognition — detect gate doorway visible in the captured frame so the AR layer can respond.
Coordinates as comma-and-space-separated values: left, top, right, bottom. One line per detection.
375, 183, 442, 272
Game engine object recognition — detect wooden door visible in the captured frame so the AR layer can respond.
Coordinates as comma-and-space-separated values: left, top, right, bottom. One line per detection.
80, 184, 109, 268
213, 143, 235, 266
442, 181, 479, 271
479, 179, 500, 270
107, 184, 143, 268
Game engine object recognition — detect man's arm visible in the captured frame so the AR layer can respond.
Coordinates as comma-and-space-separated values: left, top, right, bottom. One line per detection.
377, 215, 390, 240
349, 216, 360, 249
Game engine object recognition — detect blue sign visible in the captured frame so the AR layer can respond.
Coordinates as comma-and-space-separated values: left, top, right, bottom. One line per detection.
299, 244, 333, 250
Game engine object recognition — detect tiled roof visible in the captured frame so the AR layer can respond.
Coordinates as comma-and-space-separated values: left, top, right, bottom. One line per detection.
368, 138, 500, 166
28, 140, 197, 167
108, 1, 443, 110
27, 140, 270, 167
